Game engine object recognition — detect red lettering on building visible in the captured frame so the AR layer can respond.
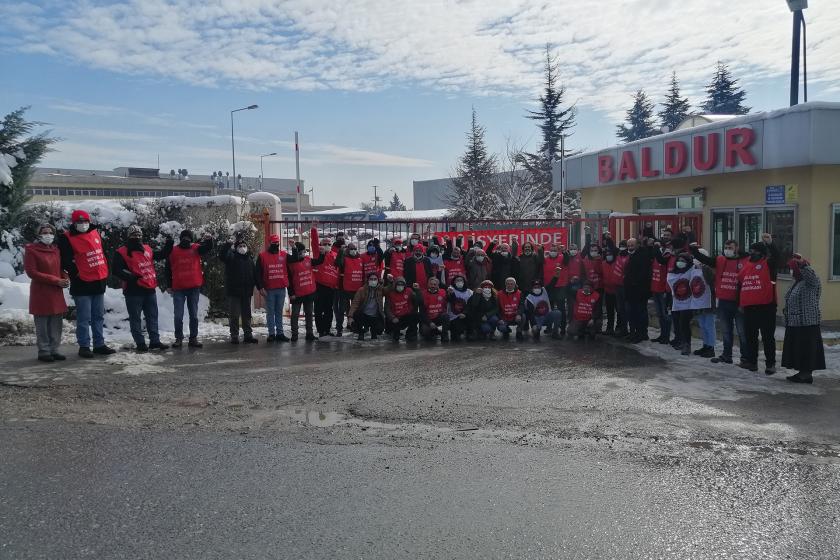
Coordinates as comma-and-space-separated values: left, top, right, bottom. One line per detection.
618, 150, 637, 180
598, 155, 614, 183
693, 133, 719, 171
664, 141, 688, 174
725, 127, 757, 167
641, 147, 660, 178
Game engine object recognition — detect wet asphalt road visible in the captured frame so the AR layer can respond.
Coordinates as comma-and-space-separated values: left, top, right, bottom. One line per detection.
1, 336, 839, 559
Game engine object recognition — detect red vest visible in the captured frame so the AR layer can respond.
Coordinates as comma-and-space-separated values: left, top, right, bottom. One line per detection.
389, 250, 408, 279
413, 260, 428, 289
568, 254, 584, 281
168, 244, 203, 290
387, 289, 415, 318
341, 256, 365, 292
66, 230, 109, 281
738, 258, 775, 307
603, 255, 628, 294
444, 258, 467, 285
361, 253, 381, 279
714, 255, 746, 302
422, 289, 446, 319
651, 257, 671, 293
315, 250, 340, 289
289, 258, 316, 297
582, 258, 603, 291
258, 250, 289, 290
542, 254, 567, 287
497, 290, 521, 322
573, 290, 600, 322
117, 244, 157, 289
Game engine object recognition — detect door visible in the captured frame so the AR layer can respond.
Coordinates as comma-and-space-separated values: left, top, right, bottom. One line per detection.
737, 210, 763, 252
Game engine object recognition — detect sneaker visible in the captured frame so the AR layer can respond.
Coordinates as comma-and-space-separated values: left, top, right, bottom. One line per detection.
711, 355, 733, 364
149, 342, 169, 351
136, 344, 149, 353
243, 337, 259, 344
696, 346, 716, 358
93, 345, 116, 355
78, 347, 94, 358
188, 338, 203, 348
787, 373, 813, 384
765, 364, 777, 376
277, 334, 290, 342
172, 339, 183, 349
37, 355, 54, 363
51, 353, 66, 361
267, 334, 277, 342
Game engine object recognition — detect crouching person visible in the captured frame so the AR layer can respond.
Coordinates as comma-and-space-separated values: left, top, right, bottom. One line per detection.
568, 281, 602, 340
468, 280, 500, 340
525, 280, 562, 340
25, 224, 69, 362
220, 237, 258, 344
385, 276, 420, 342
497, 277, 525, 341
446, 274, 472, 342
348, 272, 385, 341
419, 277, 449, 341
113, 225, 169, 352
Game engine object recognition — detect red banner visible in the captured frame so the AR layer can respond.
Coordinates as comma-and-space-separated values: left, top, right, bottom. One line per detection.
436, 227, 569, 250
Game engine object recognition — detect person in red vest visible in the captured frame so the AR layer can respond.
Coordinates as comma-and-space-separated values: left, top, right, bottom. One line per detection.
384, 237, 408, 283
602, 244, 629, 336
649, 237, 674, 345
58, 209, 117, 358
113, 225, 169, 352
314, 236, 341, 337
384, 276, 420, 342
690, 239, 750, 365
568, 280, 602, 340
335, 241, 365, 336
418, 276, 449, 341
255, 234, 290, 342
361, 238, 383, 281
163, 229, 213, 348
25, 223, 69, 362
540, 243, 568, 336
496, 277, 525, 341
737, 242, 778, 374
286, 228, 324, 342
442, 236, 467, 287
404, 244, 433, 290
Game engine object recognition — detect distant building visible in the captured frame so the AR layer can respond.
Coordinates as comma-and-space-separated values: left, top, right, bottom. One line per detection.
28, 167, 214, 201
413, 178, 453, 210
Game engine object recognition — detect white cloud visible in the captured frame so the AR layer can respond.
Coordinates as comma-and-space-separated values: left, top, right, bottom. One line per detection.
6, 1, 840, 116
45, 98, 217, 130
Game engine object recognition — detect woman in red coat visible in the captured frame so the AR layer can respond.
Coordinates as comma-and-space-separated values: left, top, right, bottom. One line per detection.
24, 224, 69, 362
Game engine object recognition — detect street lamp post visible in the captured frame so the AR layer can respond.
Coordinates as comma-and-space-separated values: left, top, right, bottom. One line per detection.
786, 0, 808, 106
259, 152, 277, 190
230, 104, 258, 190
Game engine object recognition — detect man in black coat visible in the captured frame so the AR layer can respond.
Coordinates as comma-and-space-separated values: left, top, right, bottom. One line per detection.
622, 238, 654, 343
219, 237, 258, 344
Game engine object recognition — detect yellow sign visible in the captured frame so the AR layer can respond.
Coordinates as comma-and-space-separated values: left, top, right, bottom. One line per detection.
785, 184, 799, 203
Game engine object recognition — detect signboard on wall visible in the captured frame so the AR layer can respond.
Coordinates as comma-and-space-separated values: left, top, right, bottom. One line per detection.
765, 184, 798, 205
435, 227, 569, 249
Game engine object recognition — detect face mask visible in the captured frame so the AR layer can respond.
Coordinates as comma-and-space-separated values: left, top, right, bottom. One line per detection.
750, 252, 762, 261
40, 234, 55, 245
454, 281, 464, 289
428, 287, 438, 293
482, 288, 492, 297
548, 251, 558, 258
524, 249, 533, 256
506, 286, 515, 293
723, 249, 735, 258
368, 280, 378, 287
583, 289, 591, 296
76, 223, 90, 233
270, 243, 280, 252
367, 247, 376, 254
619, 246, 627, 252
531, 288, 541, 295
237, 246, 248, 255
676, 261, 688, 270
569, 250, 578, 257
410, 239, 418, 246
180, 239, 192, 248
606, 255, 614, 262
320, 245, 330, 252
475, 256, 485, 263
349, 249, 358, 257
589, 251, 599, 258
429, 252, 439, 259
396, 285, 405, 292
394, 245, 403, 251
628, 249, 636, 255
500, 251, 509, 257
414, 252, 422, 259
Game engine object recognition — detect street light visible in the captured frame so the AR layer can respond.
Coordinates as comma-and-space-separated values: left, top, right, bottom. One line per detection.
786, 0, 808, 106
230, 104, 258, 190
259, 152, 277, 190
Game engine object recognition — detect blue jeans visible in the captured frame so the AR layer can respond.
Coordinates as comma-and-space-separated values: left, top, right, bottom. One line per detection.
73, 293, 105, 349
717, 299, 748, 359
265, 287, 287, 335
529, 310, 563, 330
479, 315, 500, 334
652, 292, 671, 339
697, 311, 716, 347
125, 292, 160, 347
173, 287, 200, 340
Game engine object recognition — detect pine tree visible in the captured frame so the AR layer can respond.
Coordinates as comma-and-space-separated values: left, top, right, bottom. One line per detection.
616, 90, 658, 143
387, 192, 406, 211
0, 107, 57, 231
526, 46, 577, 161
701, 61, 751, 115
446, 108, 497, 219
658, 71, 691, 132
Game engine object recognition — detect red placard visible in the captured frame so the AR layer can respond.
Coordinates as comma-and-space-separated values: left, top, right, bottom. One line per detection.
436, 227, 569, 251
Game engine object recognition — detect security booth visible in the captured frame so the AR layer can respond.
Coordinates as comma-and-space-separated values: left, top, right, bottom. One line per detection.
554, 102, 840, 320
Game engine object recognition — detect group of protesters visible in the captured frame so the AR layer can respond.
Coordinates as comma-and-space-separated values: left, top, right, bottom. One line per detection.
24, 210, 826, 384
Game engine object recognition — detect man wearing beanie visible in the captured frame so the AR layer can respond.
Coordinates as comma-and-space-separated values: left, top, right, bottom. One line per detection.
164, 228, 214, 348
57, 209, 116, 358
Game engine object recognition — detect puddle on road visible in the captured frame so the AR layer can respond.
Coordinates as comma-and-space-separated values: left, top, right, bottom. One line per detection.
275, 407, 345, 427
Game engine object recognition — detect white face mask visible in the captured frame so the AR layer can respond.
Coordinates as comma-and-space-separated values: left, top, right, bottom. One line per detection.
628, 249, 636, 255
606, 255, 614, 262
524, 249, 533, 255
410, 239, 418, 246
76, 223, 90, 233
475, 256, 485, 263
348, 249, 358, 256
548, 251, 558, 258
723, 249, 735, 258
368, 280, 378, 287
531, 288, 541, 295
454, 281, 464, 289
482, 288, 492, 297
500, 251, 509, 257
676, 261, 688, 269
40, 234, 55, 245
569, 250, 578, 256
396, 285, 405, 292
590, 251, 599, 258
237, 246, 248, 255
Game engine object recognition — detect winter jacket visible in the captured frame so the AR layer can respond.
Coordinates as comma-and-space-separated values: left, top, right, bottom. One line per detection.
465, 253, 491, 290
219, 243, 257, 298
403, 255, 434, 287
623, 247, 654, 302
783, 265, 821, 327
112, 241, 166, 296
487, 241, 516, 288
348, 284, 385, 317
467, 291, 500, 324
163, 237, 214, 289
57, 225, 108, 297
513, 253, 541, 292
23, 242, 68, 316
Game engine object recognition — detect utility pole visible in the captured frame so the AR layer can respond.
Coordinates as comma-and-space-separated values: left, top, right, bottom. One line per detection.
372, 185, 380, 210
295, 131, 302, 221
560, 134, 566, 221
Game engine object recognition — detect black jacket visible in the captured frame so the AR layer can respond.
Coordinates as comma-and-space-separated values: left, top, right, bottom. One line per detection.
623, 247, 654, 302
487, 241, 516, 288
403, 255, 433, 287
513, 253, 541, 292
112, 241, 166, 296
57, 225, 108, 296
219, 243, 256, 297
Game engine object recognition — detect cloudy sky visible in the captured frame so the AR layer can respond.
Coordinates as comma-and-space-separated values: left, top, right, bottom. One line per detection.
2, 0, 839, 207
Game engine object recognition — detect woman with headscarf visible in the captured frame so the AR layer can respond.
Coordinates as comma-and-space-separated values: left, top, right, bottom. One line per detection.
781, 254, 825, 384
24, 223, 69, 362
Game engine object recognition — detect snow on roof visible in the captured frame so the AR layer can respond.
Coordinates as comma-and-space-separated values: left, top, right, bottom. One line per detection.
384, 209, 450, 220
246, 191, 281, 205
300, 207, 363, 216
157, 195, 243, 207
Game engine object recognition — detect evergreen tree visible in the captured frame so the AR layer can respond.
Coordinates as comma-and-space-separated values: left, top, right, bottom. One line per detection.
701, 61, 751, 115
658, 71, 691, 132
616, 89, 658, 143
526, 45, 577, 161
0, 107, 57, 231
387, 192, 407, 211
446, 108, 497, 219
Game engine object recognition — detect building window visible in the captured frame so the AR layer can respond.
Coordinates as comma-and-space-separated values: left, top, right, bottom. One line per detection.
766, 208, 794, 274
711, 207, 795, 275
832, 204, 840, 280
712, 210, 735, 255
637, 194, 702, 213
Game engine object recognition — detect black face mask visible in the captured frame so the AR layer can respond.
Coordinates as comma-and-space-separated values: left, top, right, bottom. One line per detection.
179, 239, 191, 248
750, 252, 763, 262
269, 244, 280, 253
128, 238, 143, 247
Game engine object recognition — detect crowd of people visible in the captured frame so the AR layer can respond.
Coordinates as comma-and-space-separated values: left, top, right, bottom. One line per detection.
23, 210, 827, 384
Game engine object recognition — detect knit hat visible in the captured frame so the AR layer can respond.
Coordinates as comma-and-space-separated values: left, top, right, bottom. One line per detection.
179, 229, 194, 241
395, 276, 407, 286
38, 223, 56, 234
269, 234, 281, 243
71, 210, 90, 223
127, 224, 142, 237
479, 279, 494, 289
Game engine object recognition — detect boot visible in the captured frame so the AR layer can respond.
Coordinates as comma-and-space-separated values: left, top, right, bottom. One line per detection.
172, 338, 183, 349
78, 347, 94, 359
305, 332, 317, 342
787, 371, 813, 384
392, 330, 400, 342
697, 346, 715, 358
267, 334, 276, 342
531, 327, 541, 340
515, 330, 524, 341
737, 360, 758, 372
277, 334, 291, 342
711, 355, 732, 364
551, 328, 562, 340
680, 342, 691, 356
93, 345, 116, 355
188, 338, 203, 348
765, 363, 777, 376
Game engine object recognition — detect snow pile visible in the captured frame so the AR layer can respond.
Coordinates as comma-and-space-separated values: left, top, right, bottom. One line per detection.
0, 277, 34, 338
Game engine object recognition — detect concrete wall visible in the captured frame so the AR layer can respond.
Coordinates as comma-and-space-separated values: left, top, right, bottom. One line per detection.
413, 178, 453, 210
